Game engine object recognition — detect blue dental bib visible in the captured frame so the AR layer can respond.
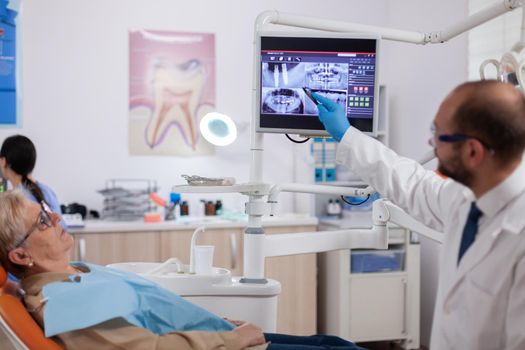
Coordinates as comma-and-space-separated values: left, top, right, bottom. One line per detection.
42, 263, 234, 337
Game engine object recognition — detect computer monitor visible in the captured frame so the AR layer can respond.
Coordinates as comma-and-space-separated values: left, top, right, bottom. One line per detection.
255, 31, 380, 137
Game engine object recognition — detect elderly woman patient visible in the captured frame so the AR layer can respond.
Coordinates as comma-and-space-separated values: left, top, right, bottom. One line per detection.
0, 191, 366, 350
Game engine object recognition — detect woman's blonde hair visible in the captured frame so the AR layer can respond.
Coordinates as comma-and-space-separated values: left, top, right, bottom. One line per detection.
0, 190, 30, 278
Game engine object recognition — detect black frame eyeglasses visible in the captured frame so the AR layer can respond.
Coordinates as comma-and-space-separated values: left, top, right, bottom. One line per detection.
430, 123, 495, 154
14, 201, 55, 249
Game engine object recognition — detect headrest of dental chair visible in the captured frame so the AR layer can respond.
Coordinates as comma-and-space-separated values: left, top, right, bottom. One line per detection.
0, 265, 6, 287
0, 265, 64, 349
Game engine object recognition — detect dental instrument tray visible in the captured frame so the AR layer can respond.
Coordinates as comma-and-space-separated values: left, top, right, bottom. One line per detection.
182, 174, 236, 186
98, 179, 158, 220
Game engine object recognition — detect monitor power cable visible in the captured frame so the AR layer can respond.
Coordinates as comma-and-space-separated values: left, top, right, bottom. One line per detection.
340, 194, 370, 206
285, 134, 310, 143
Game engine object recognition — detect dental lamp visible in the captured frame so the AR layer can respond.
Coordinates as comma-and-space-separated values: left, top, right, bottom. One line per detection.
480, 40, 525, 91
199, 112, 238, 146
175, 0, 524, 283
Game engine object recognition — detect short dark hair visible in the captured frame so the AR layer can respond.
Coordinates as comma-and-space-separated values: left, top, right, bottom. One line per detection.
451, 80, 525, 164
0, 135, 37, 176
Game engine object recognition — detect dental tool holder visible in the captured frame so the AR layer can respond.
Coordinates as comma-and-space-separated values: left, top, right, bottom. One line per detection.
98, 179, 158, 220
174, 182, 417, 281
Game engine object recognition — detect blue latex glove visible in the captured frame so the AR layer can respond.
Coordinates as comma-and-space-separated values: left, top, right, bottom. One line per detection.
312, 92, 350, 142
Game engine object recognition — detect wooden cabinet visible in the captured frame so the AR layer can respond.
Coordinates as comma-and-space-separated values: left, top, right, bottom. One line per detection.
265, 226, 317, 335
71, 231, 160, 265
70, 223, 317, 335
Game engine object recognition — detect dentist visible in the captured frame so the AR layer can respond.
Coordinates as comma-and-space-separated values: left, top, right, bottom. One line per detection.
313, 80, 525, 350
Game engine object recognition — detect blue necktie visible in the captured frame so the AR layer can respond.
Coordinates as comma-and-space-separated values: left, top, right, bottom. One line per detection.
458, 202, 483, 264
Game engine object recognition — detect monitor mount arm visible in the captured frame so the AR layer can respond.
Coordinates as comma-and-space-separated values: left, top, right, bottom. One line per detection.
255, 0, 522, 44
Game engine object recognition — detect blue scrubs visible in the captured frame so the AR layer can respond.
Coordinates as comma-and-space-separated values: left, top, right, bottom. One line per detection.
18, 181, 67, 228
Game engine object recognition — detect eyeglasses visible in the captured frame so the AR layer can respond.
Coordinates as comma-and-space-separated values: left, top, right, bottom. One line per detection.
430, 123, 495, 154
14, 201, 56, 249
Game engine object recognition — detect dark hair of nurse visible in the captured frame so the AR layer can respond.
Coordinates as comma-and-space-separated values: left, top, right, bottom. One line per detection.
0, 135, 47, 205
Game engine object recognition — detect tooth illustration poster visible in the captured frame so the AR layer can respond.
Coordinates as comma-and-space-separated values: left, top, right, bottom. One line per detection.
129, 30, 215, 156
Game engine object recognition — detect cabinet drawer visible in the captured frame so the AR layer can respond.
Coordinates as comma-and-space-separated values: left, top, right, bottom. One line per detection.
72, 231, 161, 265
350, 248, 405, 273
348, 274, 406, 341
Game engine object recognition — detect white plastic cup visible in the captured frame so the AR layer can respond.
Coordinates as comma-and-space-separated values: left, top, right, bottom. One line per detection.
194, 245, 215, 274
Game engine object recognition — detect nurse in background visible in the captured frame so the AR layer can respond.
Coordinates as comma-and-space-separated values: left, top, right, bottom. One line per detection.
0, 135, 64, 223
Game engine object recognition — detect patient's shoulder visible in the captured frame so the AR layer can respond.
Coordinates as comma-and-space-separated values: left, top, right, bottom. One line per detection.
21, 272, 73, 296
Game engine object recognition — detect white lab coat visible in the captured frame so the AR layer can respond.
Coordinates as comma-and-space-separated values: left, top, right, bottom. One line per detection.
336, 127, 525, 350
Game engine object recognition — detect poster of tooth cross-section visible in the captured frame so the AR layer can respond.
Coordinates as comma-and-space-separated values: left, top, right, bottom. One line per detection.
129, 30, 215, 156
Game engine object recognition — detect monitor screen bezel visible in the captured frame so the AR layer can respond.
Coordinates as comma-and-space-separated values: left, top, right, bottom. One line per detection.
254, 30, 381, 137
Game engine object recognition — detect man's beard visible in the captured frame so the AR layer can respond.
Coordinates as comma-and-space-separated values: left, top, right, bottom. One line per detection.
438, 153, 474, 187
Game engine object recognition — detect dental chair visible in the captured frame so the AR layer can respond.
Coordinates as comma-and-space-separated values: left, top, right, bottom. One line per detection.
0, 266, 63, 350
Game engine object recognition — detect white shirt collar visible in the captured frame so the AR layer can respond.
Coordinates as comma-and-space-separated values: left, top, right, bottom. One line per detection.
477, 158, 525, 218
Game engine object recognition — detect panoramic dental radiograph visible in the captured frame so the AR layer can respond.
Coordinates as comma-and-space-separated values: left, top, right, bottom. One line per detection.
305, 63, 347, 90
145, 58, 207, 150
262, 88, 304, 114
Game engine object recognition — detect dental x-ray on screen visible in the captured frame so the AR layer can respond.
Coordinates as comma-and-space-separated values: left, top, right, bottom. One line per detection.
256, 32, 380, 136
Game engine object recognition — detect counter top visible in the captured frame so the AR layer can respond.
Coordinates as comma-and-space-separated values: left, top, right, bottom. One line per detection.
68, 214, 318, 234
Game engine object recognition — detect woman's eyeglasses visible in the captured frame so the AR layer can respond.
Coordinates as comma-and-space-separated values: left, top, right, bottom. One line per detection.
14, 201, 56, 248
